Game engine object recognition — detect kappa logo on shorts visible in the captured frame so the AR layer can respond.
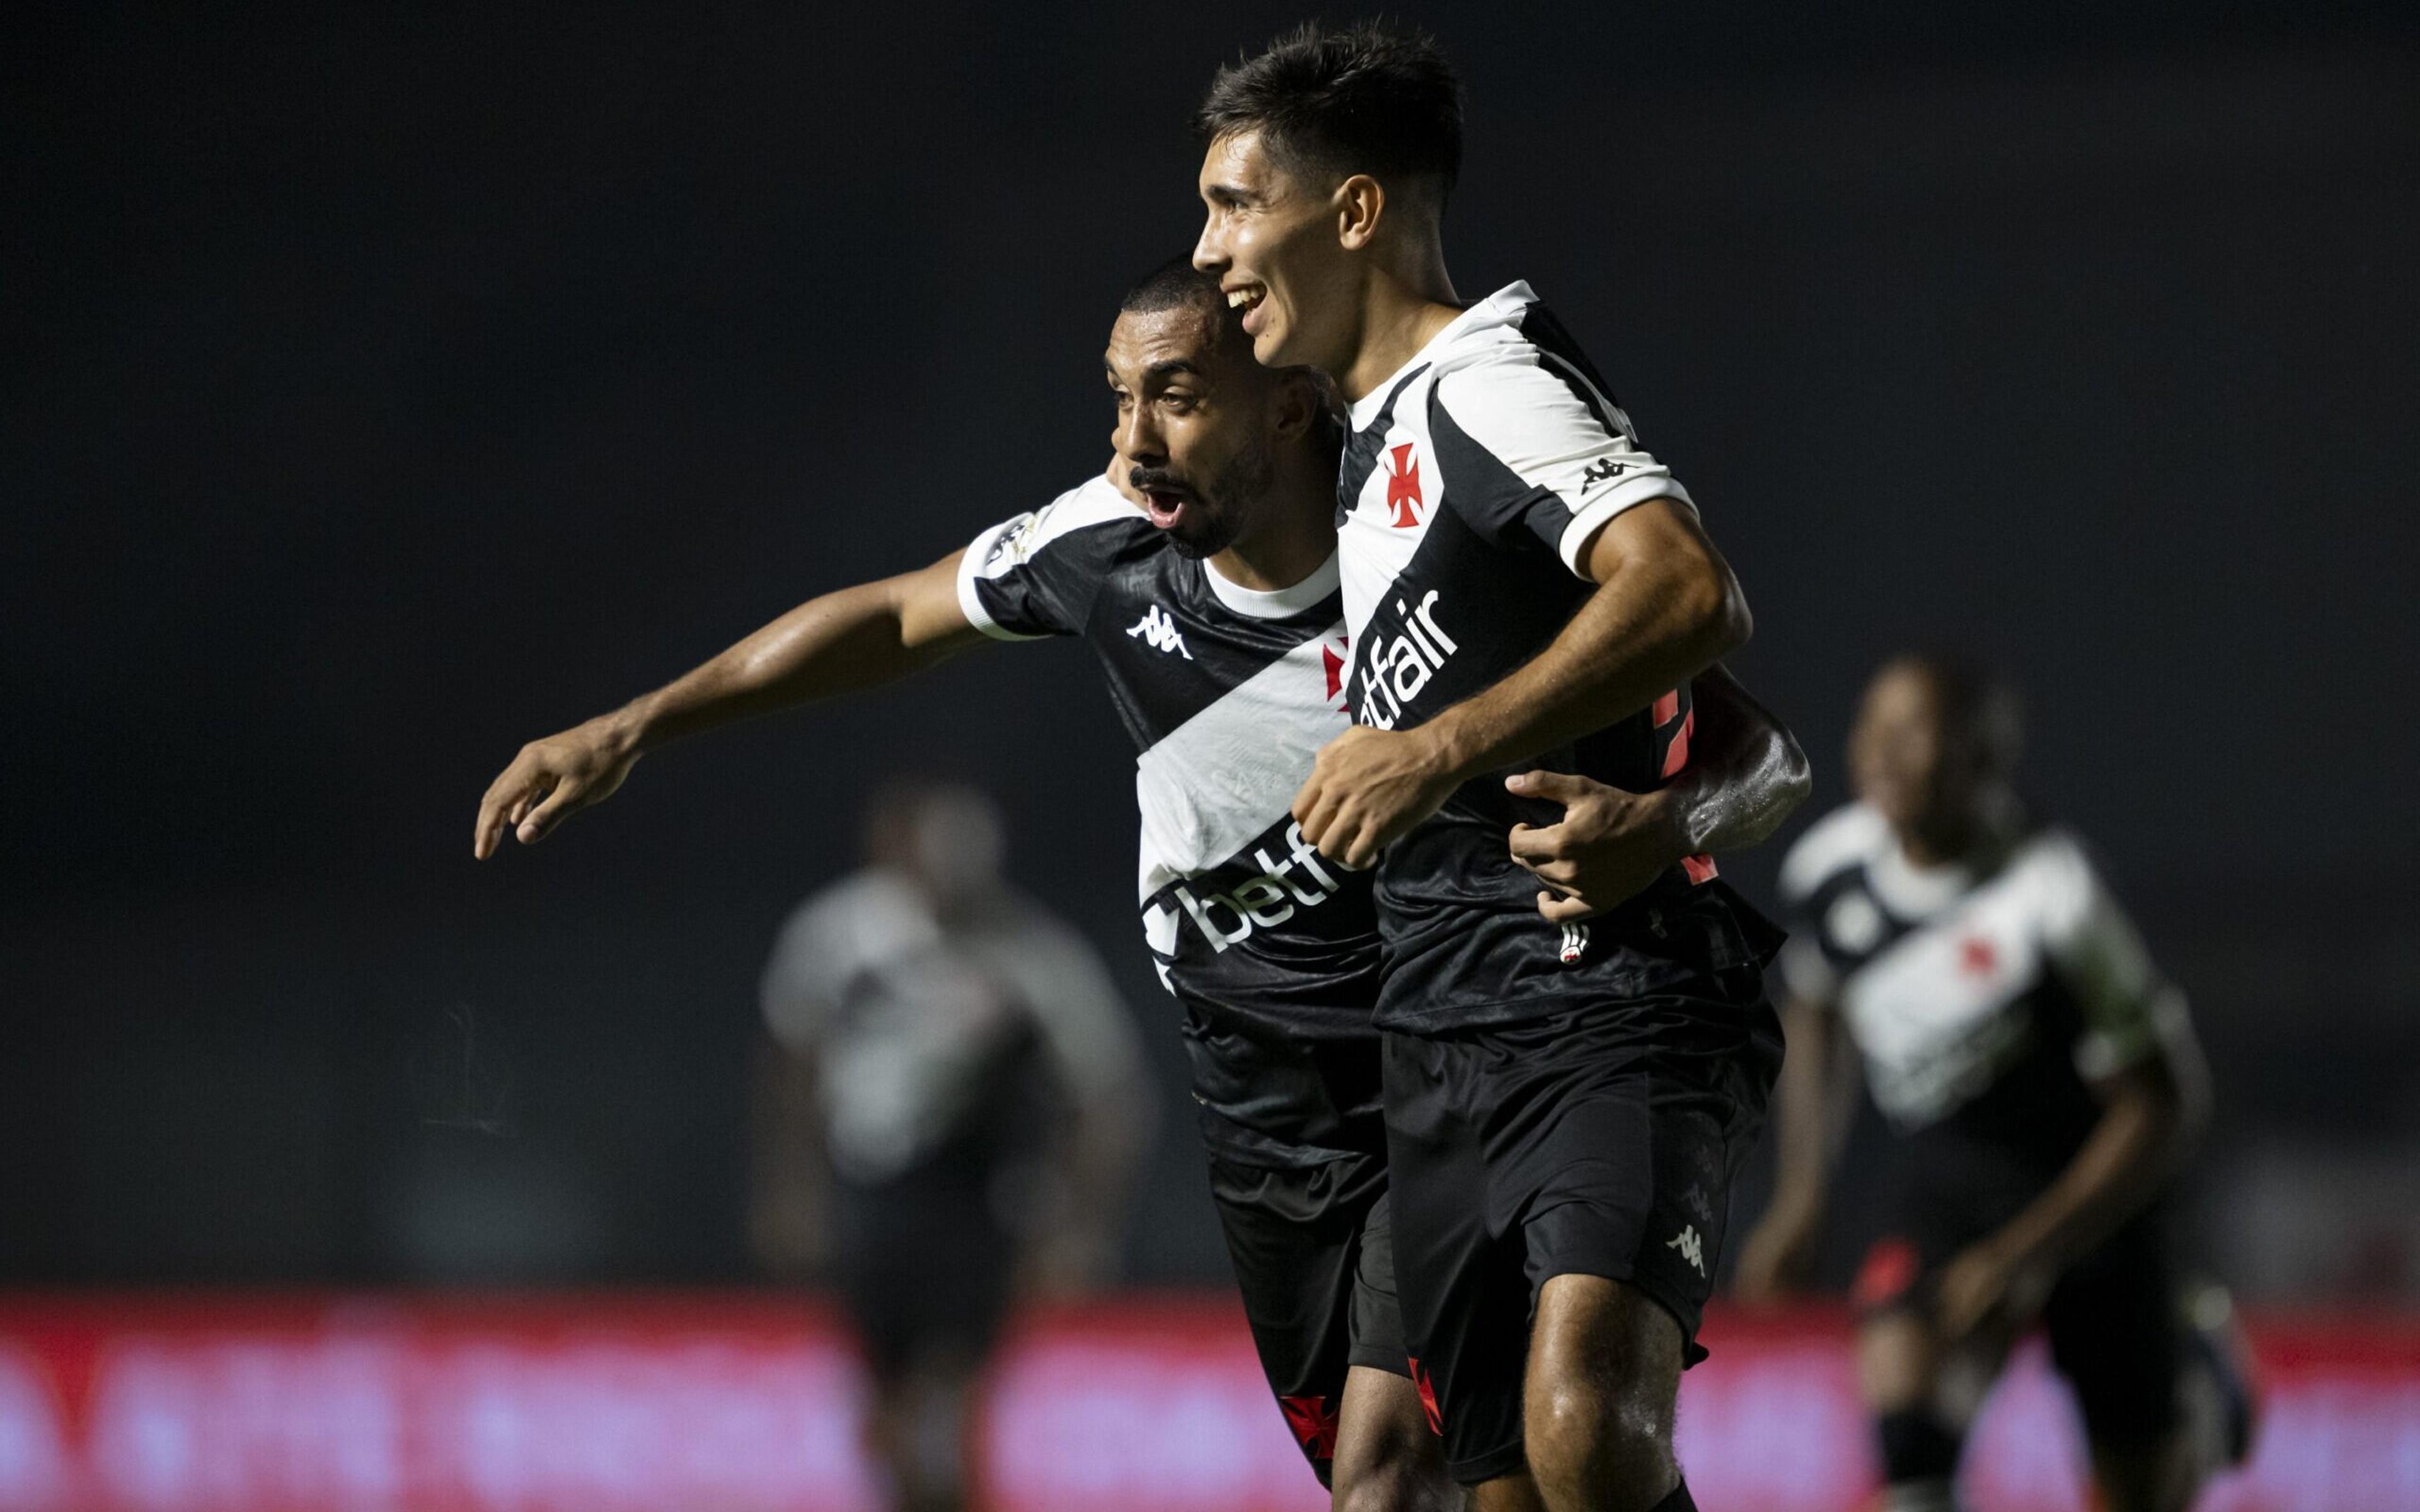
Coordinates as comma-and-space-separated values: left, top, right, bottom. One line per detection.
1666, 1225, 1707, 1277
1126, 604, 1194, 660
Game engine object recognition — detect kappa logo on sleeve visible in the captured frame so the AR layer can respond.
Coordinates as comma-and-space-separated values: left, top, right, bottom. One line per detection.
1579, 455, 1632, 494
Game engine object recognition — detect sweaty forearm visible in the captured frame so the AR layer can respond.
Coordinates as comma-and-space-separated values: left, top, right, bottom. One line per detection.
1419, 531, 1748, 786
1666, 667, 1811, 854
619, 561, 974, 752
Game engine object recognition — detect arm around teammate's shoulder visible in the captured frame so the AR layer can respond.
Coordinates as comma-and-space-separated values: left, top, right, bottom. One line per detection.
472, 552, 981, 859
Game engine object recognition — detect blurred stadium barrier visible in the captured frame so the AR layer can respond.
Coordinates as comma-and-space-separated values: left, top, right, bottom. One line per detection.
0, 1293, 2412, 1511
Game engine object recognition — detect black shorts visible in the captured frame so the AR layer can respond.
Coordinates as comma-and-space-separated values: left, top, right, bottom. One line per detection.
1855, 1138, 2186, 1448
833, 1167, 1016, 1381
1382, 977, 1783, 1484
1207, 1150, 1411, 1486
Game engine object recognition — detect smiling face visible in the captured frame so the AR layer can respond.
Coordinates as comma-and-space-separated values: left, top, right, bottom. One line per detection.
1103, 302, 1281, 560
1192, 130, 1359, 375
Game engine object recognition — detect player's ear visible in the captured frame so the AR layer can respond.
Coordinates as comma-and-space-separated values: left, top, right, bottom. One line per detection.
1335, 174, 1384, 250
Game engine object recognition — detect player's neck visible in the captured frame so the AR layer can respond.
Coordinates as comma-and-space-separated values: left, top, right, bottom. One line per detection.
1337, 256, 1461, 403
1213, 474, 1337, 593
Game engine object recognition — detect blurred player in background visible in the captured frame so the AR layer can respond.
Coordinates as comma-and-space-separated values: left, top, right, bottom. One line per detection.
475, 261, 1806, 1510
1734, 655, 2255, 1512
751, 781, 1147, 1512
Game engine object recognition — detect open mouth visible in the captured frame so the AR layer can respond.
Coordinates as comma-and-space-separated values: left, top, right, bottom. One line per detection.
1138, 485, 1191, 531
1224, 283, 1268, 333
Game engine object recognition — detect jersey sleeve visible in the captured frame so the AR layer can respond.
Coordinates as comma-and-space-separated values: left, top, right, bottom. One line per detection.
2031, 833, 2184, 1081
996, 914, 1150, 1113
1427, 355, 1694, 576
1772, 805, 1883, 1005
759, 895, 845, 1052
955, 474, 1148, 640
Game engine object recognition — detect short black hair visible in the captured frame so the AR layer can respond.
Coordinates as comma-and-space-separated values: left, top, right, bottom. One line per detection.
1119, 256, 1230, 322
1195, 20, 1464, 203
1115, 256, 1348, 464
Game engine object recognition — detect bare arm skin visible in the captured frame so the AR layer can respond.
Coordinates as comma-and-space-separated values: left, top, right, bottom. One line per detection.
473, 552, 979, 857
1504, 663, 1812, 922
1935, 1042, 2206, 1340
1733, 992, 1863, 1302
1293, 498, 1751, 867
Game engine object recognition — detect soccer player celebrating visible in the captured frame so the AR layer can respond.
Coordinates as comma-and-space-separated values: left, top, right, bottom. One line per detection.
475, 264, 1807, 1510
1191, 23, 1785, 1512
1735, 655, 2252, 1512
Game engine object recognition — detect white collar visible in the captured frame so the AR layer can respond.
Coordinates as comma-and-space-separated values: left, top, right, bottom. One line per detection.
1345, 280, 1538, 427
1869, 840, 1975, 919
1201, 551, 1340, 619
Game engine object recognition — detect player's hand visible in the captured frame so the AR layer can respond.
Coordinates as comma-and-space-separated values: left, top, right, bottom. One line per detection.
473, 713, 642, 859
1292, 725, 1460, 869
1506, 770, 1688, 922
1732, 1211, 1820, 1305
1934, 1236, 2047, 1343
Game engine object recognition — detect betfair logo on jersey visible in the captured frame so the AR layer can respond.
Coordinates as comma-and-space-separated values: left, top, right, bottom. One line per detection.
1354, 590, 1457, 730
1126, 605, 1194, 660
1384, 442, 1423, 527
1171, 822, 1345, 951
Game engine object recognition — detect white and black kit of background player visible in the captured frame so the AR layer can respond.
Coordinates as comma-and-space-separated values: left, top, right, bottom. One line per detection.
956, 474, 1408, 1482
1777, 803, 2250, 1491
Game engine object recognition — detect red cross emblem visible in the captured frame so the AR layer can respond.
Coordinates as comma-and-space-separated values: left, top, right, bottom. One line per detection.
1278, 1394, 1340, 1458
1322, 640, 1347, 704
1958, 936, 1998, 976
1384, 442, 1422, 527
1407, 1357, 1444, 1436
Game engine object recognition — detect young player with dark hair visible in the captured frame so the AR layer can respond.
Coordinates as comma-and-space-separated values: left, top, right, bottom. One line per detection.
1735, 655, 2254, 1512
475, 265, 1809, 1511
1192, 22, 1784, 1512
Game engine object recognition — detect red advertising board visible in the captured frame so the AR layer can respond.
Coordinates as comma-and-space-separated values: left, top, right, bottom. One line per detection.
0, 1293, 2412, 1511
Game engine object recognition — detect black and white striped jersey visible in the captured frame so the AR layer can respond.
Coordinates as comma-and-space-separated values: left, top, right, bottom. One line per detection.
1335, 282, 1778, 1033
1778, 803, 2187, 1166
956, 474, 1383, 1166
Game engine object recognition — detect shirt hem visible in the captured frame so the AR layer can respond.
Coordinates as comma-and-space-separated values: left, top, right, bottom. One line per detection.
1555, 479, 1698, 578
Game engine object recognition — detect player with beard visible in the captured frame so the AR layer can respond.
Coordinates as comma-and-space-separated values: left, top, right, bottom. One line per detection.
1191, 22, 1784, 1512
1734, 656, 2253, 1512
474, 263, 1809, 1509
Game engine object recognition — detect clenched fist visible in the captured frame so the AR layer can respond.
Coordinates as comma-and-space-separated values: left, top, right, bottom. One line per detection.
1291, 724, 1461, 870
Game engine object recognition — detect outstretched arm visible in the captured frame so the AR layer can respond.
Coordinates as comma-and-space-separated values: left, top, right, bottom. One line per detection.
473, 552, 977, 857
1504, 663, 1811, 920
1294, 499, 1751, 867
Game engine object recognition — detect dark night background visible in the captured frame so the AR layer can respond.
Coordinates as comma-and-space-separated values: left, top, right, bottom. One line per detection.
8, 3, 2417, 1295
